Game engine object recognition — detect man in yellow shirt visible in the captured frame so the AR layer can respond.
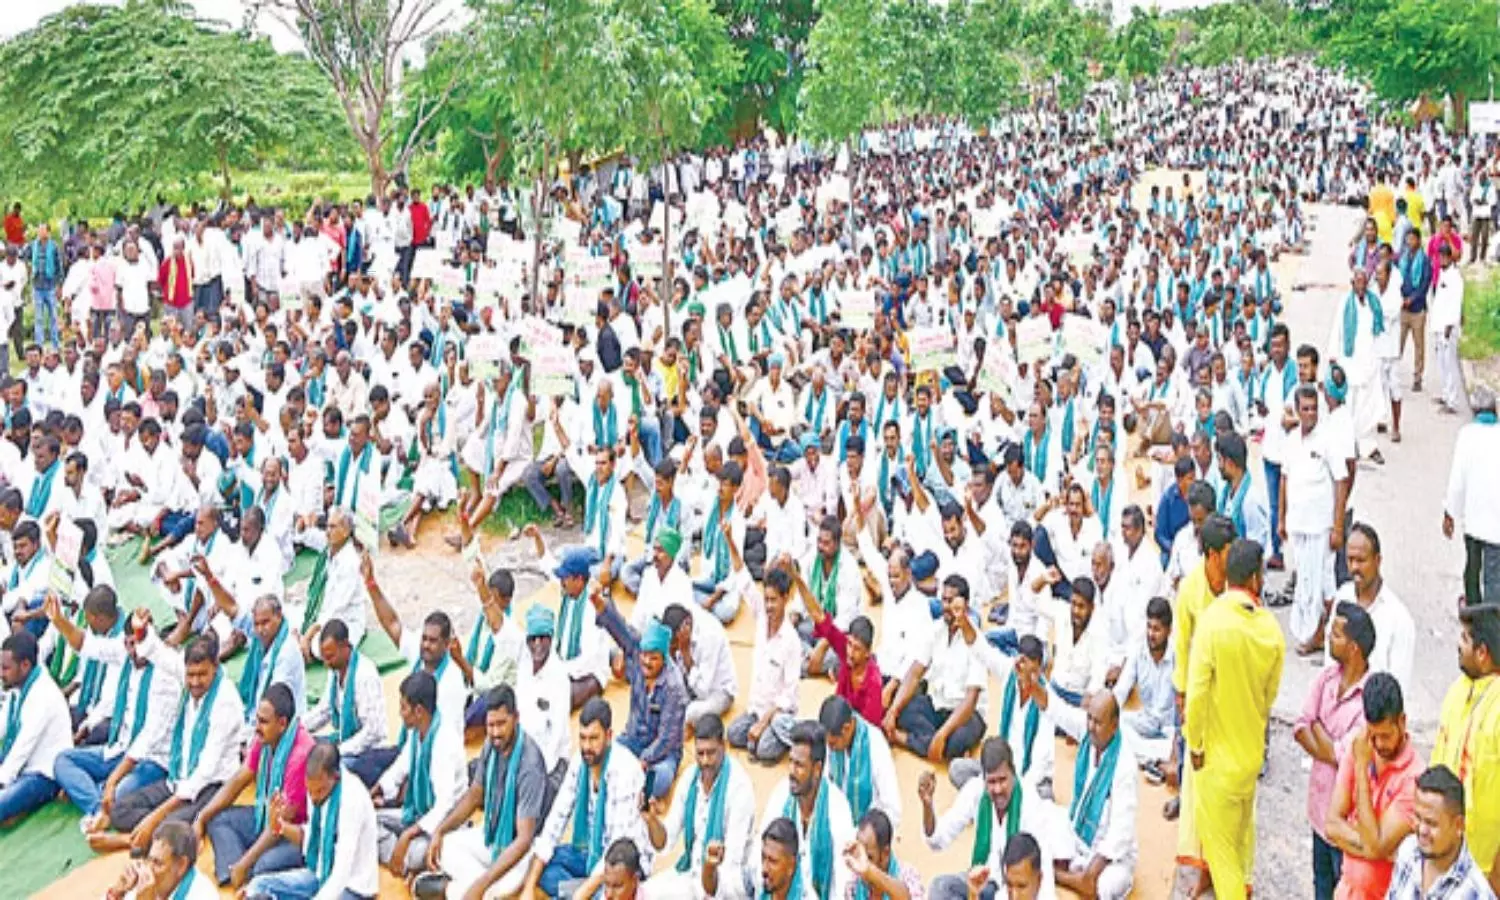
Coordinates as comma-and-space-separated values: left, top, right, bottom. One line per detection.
1402, 175, 1427, 234
1170, 513, 1235, 853
1184, 538, 1286, 900
1431, 602, 1500, 892
1369, 175, 1396, 245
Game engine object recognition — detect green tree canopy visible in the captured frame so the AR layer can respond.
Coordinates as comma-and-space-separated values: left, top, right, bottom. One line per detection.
0, 0, 350, 214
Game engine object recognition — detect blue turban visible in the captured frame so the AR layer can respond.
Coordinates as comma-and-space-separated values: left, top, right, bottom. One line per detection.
768, 353, 786, 369
641, 618, 672, 655
799, 433, 820, 453
525, 605, 556, 639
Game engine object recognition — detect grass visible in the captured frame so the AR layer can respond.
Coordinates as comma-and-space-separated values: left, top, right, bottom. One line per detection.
1461, 271, 1500, 360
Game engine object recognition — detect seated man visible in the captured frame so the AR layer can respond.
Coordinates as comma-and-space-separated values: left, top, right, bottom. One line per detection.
693, 462, 750, 625
156, 504, 238, 646
233, 595, 307, 726
755, 721, 858, 900
417, 685, 552, 899
457, 567, 525, 733
516, 607, 573, 778
2, 522, 52, 648
198, 683, 314, 887
521, 531, 611, 711
368, 557, 468, 737
661, 600, 737, 732
301, 619, 388, 787
819, 695, 901, 829
242, 741, 381, 900
46, 584, 126, 747
526, 698, 648, 899
372, 670, 468, 877
591, 592, 686, 800
50, 595, 180, 830
99, 622, 246, 855
885, 574, 987, 762
1110, 597, 1177, 769
726, 568, 801, 763
295, 507, 370, 662
642, 714, 757, 896
845, 808, 923, 900
1048, 578, 1108, 708
1034, 688, 1138, 900
922, 737, 1055, 900
620, 459, 686, 596
103, 820, 219, 900
955, 631, 1054, 796
0, 631, 72, 823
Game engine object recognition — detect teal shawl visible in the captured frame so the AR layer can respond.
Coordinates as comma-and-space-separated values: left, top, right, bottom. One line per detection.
170, 669, 223, 781
783, 784, 834, 900
829, 721, 873, 821
1069, 730, 1122, 847
483, 729, 527, 857
401, 714, 442, 826
676, 761, 731, 872
570, 745, 611, 869
1340, 289, 1385, 357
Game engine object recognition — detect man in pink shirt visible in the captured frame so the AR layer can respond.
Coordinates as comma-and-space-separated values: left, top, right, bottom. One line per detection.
1295, 602, 1376, 900
87, 243, 117, 335
1324, 672, 1419, 900
195, 684, 316, 888
1426, 216, 1464, 292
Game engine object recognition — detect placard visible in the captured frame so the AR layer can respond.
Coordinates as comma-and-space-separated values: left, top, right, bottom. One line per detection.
1060, 315, 1108, 366
562, 285, 597, 327
977, 345, 1017, 406
532, 343, 575, 397
412, 247, 443, 281
1014, 316, 1056, 366
518, 317, 562, 353
468, 333, 505, 380
432, 265, 466, 300
908, 326, 956, 373
840, 289, 876, 330
354, 480, 381, 552
49, 518, 83, 597
775, 206, 803, 238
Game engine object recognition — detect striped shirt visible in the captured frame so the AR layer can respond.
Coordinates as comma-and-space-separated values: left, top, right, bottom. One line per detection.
1384, 835, 1496, 900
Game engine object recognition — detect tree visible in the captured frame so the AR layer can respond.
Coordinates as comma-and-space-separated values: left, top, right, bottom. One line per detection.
1018, 0, 1092, 108
799, 0, 894, 143
1317, 0, 1500, 131
0, 0, 347, 213
714, 0, 819, 136
616, 0, 741, 330
251, 0, 464, 193
948, 0, 1025, 123
1118, 6, 1166, 79
403, 33, 518, 184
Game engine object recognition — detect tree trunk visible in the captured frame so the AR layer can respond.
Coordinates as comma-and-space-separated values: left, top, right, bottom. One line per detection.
217, 144, 233, 202
484, 135, 512, 183
364, 137, 389, 197
661, 141, 673, 341
1453, 89, 1469, 134
530, 142, 552, 313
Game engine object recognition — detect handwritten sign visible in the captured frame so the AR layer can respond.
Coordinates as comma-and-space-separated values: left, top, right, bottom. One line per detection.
518, 317, 562, 354
532, 343, 575, 397
908, 326, 956, 373
1014, 317, 1056, 366
412, 247, 443, 281
977, 346, 1017, 406
1060, 315, 1108, 366
840, 290, 876, 330
355, 480, 381, 553
49, 518, 83, 597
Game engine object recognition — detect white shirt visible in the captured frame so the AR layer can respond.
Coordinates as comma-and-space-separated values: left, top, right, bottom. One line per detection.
398, 630, 468, 740
1041, 510, 1104, 583
305, 769, 380, 900
1430, 266, 1464, 332
1049, 687, 1140, 866
302, 652, 388, 756
657, 762, 757, 887
755, 779, 857, 900
116, 257, 154, 315
517, 654, 572, 772
313, 543, 369, 649
535, 744, 649, 877
139, 630, 246, 800
0, 664, 72, 786
1446, 418, 1500, 544
919, 619, 989, 712
1283, 423, 1341, 535
1326, 581, 1416, 699
376, 717, 467, 836
1049, 605, 1109, 698
925, 777, 1056, 898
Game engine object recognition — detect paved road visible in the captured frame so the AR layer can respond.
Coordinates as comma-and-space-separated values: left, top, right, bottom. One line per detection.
1238, 201, 1474, 898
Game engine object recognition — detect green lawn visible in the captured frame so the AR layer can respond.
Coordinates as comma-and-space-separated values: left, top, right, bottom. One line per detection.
1462, 272, 1500, 360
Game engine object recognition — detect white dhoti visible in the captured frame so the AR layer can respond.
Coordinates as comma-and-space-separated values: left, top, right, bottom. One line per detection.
440, 826, 532, 899
412, 457, 459, 508
1379, 356, 1403, 406
1348, 368, 1384, 456
107, 500, 164, 532
1046, 806, 1136, 900
1289, 529, 1335, 645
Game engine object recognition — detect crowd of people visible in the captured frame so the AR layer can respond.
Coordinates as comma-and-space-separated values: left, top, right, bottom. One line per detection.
1, 57, 1499, 900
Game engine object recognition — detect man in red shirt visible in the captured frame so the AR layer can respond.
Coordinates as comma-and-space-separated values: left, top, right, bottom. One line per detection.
158, 236, 195, 330
410, 191, 432, 248
3, 203, 24, 247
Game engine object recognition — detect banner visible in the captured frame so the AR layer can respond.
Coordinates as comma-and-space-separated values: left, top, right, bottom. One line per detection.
412, 247, 443, 281
840, 289, 876, 330
1014, 317, 1055, 366
532, 344, 574, 397
1060, 315, 1108, 366
908, 326, 956, 373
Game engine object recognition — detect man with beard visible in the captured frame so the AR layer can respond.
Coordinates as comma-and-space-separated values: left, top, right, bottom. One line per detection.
703, 817, 801, 900
1324, 672, 1420, 899
528, 698, 648, 899
757, 721, 857, 900
1430, 602, 1500, 890
885, 575, 987, 762
416, 685, 552, 899
1384, 766, 1495, 898
103, 821, 219, 900
923, 737, 1055, 900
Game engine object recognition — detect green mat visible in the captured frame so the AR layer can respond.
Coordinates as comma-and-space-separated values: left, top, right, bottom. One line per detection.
0, 540, 413, 897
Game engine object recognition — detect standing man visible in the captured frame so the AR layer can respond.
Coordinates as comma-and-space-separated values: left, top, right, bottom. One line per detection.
29, 223, 62, 348
1429, 243, 1465, 414
1430, 603, 1500, 891
1444, 387, 1500, 606
1184, 539, 1286, 900
1395, 225, 1430, 394
1326, 269, 1386, 462
1331, 524, 1415, 697
1281, 385, 1350, 656
1324, 672, 1420, 900
1294, 602, 1375, 900
0, 244, 28, 371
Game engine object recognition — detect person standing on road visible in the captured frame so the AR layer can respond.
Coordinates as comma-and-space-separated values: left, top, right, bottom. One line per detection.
1444, 386, 1500, 607
1281, 384, 1351, 656
1184, 538, 1286, 900
1430, 602, 1500, 892
1429, 243, 1466, 415
28, 223, 62, 348
1394, 228, 1431, 394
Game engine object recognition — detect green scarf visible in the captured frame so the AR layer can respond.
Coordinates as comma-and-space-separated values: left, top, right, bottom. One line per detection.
107, 662, 153, 748
467, 616, 498, 674
238, 620, 290, 722
1091, 477, 1114, 532
644, 494, 681, 547
1023, 426, 1050, 481
25, 459, 60, 518
334, 442, 373, 508
804, 388, 829, 433
401, 714, 442, 826
1059, 397, 1077, 454
999, 670, 1042, 775
583, 475, 615, 558
1340, 288, 1385, 358
1218, 472, 1251, 539
306, 778, 342, 883
1069, 730, 1121, 847
701, 498, 732, 582
829, 720, 872, 821
853, 854, 900, 900
329, 654, 361, 742
170, 669, 223, 782
971, 784, 1023, 866
72, 616, 125, 711
783, 784, 834, 900
483, 729, 527, 858
557, 590, 588, 661
592, 402, 619, 451
254, 724, 299, 831
718, 323, 740, 364
810, 552, 841, 620
570, 744, 612, 869
302, 547, 332, 632
1, 664, 42, 761
676, 761, 731, 872
622, 374, 645, 418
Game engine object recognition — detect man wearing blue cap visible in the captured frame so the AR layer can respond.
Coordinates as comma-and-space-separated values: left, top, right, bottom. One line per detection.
590, 590, 687, 800
516, 605, 572, 777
